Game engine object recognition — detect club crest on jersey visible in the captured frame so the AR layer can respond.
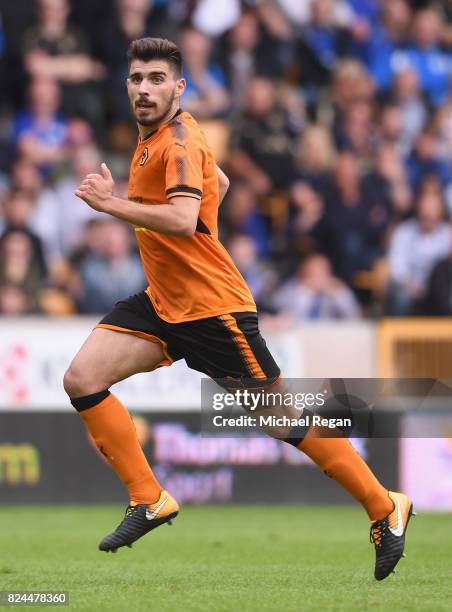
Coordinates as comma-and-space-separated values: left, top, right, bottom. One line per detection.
139, 147, 149, 166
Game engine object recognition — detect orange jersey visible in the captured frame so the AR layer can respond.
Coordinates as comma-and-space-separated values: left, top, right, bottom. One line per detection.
128, 110, 256, 323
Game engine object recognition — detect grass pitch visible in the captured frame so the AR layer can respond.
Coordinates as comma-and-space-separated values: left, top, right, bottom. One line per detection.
0, 505, 450, 611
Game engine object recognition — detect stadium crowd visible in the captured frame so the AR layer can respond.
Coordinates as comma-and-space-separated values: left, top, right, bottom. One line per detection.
0, 0, 451, 319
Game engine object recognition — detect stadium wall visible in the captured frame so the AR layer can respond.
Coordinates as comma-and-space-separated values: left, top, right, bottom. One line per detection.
0, 319, 450, 510
0, 318, 376, 409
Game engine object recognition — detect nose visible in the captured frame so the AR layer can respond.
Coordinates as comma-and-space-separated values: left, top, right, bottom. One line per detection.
138, 80, 151, 95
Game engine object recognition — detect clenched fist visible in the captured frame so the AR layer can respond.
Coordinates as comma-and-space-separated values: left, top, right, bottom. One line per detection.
75, 163, 115, 212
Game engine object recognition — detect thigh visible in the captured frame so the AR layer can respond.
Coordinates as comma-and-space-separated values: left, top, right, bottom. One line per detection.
95, 291, 181, 372
68, 327, 167, 391
66, 292, 181, 395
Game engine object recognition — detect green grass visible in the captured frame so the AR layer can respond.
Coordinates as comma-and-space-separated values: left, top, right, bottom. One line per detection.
0, 506, 450, 611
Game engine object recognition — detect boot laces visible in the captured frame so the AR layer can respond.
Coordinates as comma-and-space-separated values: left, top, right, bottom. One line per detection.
370, 520, 388, 548
124, 505, 137, 518
114, 505, 138, 530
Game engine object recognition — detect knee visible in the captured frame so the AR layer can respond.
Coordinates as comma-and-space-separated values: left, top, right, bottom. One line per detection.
63, 365, 98, 398
63, 366, 81, 398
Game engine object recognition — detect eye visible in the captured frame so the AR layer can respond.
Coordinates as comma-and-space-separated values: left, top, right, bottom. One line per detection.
152, 76, 163, 84
130, 75, 142, 84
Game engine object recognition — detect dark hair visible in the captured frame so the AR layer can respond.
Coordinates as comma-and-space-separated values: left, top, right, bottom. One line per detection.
127, 38, 182, 76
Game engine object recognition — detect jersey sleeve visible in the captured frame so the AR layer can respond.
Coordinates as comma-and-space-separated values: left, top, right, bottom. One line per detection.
163, 138, 204, 201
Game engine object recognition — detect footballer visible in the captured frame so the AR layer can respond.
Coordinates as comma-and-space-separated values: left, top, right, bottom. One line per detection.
64, 38, 414, 580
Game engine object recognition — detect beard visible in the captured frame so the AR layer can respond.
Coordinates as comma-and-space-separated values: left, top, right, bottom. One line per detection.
133, 90, 176, 128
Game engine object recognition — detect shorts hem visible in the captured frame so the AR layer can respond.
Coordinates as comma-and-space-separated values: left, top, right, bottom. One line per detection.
94, 323, 174, 370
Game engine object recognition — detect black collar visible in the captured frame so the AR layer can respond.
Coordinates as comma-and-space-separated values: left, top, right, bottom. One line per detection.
140, 108, 183, 142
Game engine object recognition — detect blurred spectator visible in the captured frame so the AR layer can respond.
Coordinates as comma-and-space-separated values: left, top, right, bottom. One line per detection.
10, 157, 44, 196
390, 68, 428, 152
222, 11, 260, 111
294, 0, 349, 92
362, 144, 412, 221
436, 103, 452, 160
424, 252, 452, 316
362, 0, 412, 93
406, 124, 451, 192
254, 0, 293, 42
37, 286, 76, 315
73, 219, 145, 313
0, 12, 5, 103
321, 153, 390, 286
221, 10, 285, 110
191, 0, 241, 37
332, 59, 375, 111
378, 103, 404, 149
442, 1, 452, 49
230, 76, 299, 194
0, 228, 47, 309
276, 0, 353, 28
394, 8, 450, 107
435, 103, 452, 212
0, 189, 35, 230
228, 234, 277, 311
32, 144, 107, 264
221, 181, 270, 257
288, 182, 325, 256
66, 117, 95, 149
14, 77, 68, 177
69, 0, 116, 58
95, 0, 159, 124
292, 124, 336, 193
0, 284, 31, 315
0, 0, 451, 318
0, 0, 36, 109
347, 0, 380, 32
22, 0, 105, 126
335, 99, 375, 161
272, 253, 361, 319
0, 190, 47, 273
179, 28, 230, 119
71, 0, 172, 57
331, 59, 375, 139
68, 218, 106, 266
386, 190, 452, 315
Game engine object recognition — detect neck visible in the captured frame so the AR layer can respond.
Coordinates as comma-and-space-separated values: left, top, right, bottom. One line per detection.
42, 22, 65, 38
138, 103, 181, 140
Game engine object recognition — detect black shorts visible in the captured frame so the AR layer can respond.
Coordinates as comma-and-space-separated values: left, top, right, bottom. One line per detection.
96, 291, 280, 385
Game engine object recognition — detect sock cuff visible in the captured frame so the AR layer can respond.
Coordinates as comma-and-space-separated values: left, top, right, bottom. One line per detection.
71, 389, 111, 412
283, 408, 314, 447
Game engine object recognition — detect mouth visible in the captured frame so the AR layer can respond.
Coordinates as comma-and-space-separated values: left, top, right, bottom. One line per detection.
135, 101, 155, 111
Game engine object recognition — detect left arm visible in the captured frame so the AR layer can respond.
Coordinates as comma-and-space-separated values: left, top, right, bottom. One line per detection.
217, 165, 230, 204
75, 163, 200, 237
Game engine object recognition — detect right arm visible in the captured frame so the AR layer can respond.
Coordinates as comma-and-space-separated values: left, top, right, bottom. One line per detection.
75, 164, 200, 237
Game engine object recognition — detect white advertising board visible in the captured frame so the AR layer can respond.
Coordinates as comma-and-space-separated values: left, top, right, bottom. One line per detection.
0, 318, 303, 410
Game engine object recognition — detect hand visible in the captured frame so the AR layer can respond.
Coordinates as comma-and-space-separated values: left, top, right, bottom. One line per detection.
75, 163, 115, 212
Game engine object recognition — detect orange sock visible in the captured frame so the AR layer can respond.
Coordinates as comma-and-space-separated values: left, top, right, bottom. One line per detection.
79, 393, 161, 504
298, 431, 393, 521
